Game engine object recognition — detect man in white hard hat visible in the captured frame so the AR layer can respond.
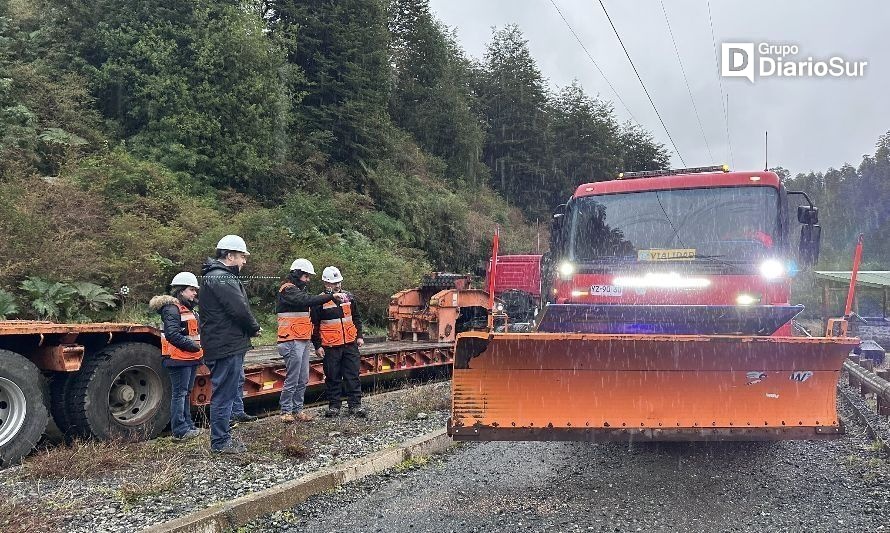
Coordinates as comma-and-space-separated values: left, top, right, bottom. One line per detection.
199, 235, 261, 454
275, 258, 347, 423
149, 272, 203, 440
312, 266, 366, 418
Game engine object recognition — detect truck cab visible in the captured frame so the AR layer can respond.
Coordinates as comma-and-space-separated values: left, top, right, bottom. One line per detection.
545, 166, 821, 334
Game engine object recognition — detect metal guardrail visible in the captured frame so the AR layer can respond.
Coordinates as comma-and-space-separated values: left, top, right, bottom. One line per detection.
845, 355, 890, 416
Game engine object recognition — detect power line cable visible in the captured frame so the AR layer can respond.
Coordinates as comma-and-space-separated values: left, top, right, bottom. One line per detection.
661, 0, 713, 162
548, 0, 638, 123
706, 0, 734, 167
598, 0, 686, 166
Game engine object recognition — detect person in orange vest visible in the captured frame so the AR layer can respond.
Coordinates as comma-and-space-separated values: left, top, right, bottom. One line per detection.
276, 258, 347, 423
312, 266, 366, 418
149, 272, 203, 440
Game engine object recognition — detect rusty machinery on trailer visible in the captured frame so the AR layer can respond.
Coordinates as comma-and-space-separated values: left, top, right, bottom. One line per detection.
388, 273, 492, 343
449, 167, 862, 442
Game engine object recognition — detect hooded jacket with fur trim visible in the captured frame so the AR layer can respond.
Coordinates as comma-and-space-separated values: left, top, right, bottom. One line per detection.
149, 294, 201, 367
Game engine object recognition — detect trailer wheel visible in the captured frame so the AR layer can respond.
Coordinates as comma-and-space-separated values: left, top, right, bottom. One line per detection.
0, 349, 49, 467
67, 342, 170, 441
48, 373, 73, 435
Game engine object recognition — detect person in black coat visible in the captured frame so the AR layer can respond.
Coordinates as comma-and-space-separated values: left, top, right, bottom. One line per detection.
199, 235, 261, 454
149, 272, 203, 440
312, 266, 366, 418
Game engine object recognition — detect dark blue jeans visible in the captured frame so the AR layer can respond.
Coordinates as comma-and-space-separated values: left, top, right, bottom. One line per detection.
231, 352, 247, 417
165, 364, 198, 438
206, 354, 243, 450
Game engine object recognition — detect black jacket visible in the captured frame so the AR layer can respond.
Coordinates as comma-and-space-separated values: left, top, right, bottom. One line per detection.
311, 291, 364, 349
199, 259, 260, 361
149, 294, 201, 367
274, 273, 334, 314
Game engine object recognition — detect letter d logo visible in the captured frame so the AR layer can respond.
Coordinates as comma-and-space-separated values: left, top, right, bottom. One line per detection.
721, 43, 755, 82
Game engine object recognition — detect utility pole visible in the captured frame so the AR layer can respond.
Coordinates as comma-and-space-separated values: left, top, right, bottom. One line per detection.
764, 130, 769, 171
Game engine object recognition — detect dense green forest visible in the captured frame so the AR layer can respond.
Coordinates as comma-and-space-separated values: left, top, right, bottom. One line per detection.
780, 131, 890, 269
0, 0, 669, 324
1, 0, 886, 326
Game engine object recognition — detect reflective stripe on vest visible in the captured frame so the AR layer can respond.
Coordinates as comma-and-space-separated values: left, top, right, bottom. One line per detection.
161, 302, 203, 361
277, 283, 313, 341
319, 300, 358, 346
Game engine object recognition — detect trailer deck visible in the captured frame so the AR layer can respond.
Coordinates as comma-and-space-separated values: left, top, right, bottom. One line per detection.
191, 340, 454, 405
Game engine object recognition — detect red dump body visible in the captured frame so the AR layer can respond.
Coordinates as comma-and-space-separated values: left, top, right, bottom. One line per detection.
487, 255, 542, 297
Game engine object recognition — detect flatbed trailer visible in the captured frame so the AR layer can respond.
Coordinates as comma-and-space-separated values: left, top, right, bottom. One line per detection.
0, 320, 453, 466
190, 340, 453, 405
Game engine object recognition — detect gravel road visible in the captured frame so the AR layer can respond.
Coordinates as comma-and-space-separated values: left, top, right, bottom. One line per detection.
244, 389, 890, 533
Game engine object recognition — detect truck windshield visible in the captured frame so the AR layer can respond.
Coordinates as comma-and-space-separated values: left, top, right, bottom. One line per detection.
569, 186, 780, 263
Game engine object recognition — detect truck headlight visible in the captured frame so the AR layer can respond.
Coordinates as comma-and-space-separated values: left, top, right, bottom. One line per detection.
558, 261, 575, 279
759, 259, 785, 280
736, 293, 760, 306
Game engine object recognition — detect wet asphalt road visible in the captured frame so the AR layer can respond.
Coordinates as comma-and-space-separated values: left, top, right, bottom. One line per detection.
248, 419, 890, 533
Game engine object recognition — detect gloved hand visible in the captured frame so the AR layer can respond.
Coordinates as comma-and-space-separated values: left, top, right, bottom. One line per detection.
316, 347, 325, 357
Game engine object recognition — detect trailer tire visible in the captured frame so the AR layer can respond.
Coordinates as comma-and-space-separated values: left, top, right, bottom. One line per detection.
48, 373, 73, 436
67, 342, 170, 441
0, 349, 49, 467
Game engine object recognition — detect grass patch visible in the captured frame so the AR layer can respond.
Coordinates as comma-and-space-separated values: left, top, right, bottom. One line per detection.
20, 438, 133, 480
401, 382, 451, 420
116, 462, 184, 506
0, 497, 64, 533
21, 431, 207, 482
281, 430, 311, 459
395, 455, 429, 472
867, 440, 886, 453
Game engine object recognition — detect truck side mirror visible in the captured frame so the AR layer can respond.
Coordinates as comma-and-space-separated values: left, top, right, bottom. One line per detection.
797, 205, 818, 225
799, 224, 821, 266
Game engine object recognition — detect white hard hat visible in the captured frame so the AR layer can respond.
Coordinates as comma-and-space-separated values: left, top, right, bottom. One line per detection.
216, 234, 250, 255
322, 266, 343, 283
170, 272, 199, 288
290, 258, 316, 275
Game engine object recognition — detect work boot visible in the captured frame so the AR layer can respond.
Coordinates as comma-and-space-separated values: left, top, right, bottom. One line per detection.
324, 407, 341, 418
348, 405, 367, 418
173, 428, 202, 441
295, 411, 315, 422
231, 412, 258, 423
211, 439, 246, 455
280, 413, 296, 423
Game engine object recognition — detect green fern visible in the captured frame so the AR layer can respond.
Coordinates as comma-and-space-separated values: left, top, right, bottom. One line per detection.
37, 127, 88, 146
0, 289, 18, 319
20, 277, 77, 321
71, 281, 118, 312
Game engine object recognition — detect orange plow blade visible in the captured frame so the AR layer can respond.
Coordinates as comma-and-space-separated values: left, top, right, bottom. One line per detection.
449, 332, 859, 441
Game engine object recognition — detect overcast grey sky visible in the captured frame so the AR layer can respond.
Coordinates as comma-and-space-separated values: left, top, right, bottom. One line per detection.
428, 0, 888, 176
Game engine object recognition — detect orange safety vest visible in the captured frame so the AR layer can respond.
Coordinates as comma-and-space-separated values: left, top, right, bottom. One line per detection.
319, 299, 358, 347
160, 303, 203, 361
277, 282, 313, 341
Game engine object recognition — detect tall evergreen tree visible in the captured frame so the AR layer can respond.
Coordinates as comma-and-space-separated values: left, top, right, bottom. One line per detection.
476, 24, 556, 218
49, 0, 292, 192
270, 0, 391, 175
550, 81, 621, 202
388, 0, 486, 181
615, 122, 670, 173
